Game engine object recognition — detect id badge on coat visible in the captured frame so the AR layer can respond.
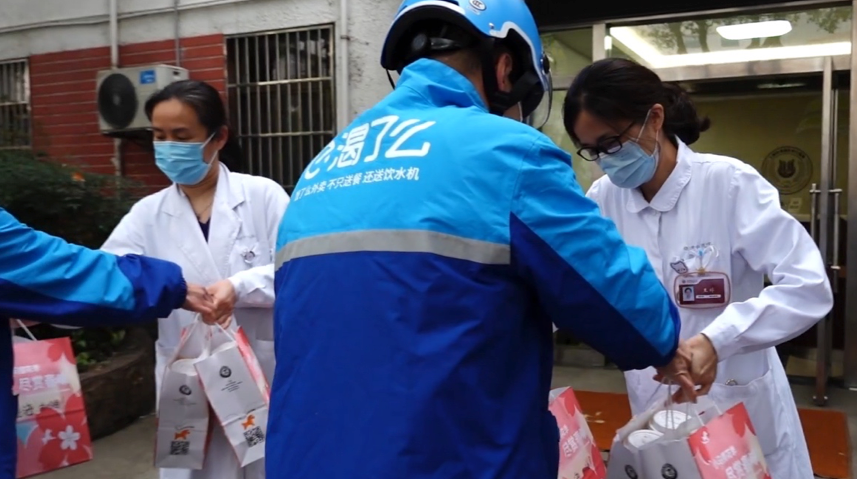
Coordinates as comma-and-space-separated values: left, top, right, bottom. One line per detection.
670, 244, 731, 309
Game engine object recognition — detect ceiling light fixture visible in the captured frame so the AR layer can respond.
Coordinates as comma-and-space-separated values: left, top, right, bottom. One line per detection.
716, 20, 793, 40
715, 20, 792, 40
609, 26, 850, 68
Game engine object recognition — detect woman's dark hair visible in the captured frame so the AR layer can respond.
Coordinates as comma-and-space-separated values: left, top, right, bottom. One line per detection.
563, 58, 710, 146
145, 79, 244, 171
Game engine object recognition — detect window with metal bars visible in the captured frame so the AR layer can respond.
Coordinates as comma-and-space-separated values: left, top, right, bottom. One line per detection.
226, 25, 336, 193
0, 60, 31, 150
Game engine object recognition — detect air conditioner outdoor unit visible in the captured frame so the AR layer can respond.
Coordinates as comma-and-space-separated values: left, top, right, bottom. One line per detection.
96, 64, 189, 133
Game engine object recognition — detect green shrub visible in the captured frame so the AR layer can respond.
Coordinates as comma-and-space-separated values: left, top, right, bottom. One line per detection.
1, 149, 146, 372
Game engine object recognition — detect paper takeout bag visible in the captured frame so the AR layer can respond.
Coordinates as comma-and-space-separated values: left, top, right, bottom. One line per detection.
194, 326, 270, 467
13, 333, 92, 478
606, 396, 770, 479
549, 387, 606, 479
154, 322, 211, 470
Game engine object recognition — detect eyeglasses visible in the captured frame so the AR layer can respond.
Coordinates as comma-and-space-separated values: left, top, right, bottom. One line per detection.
576, 122, 635, 162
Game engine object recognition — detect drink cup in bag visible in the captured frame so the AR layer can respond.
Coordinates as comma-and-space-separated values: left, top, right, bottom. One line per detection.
606, 383, 770, 479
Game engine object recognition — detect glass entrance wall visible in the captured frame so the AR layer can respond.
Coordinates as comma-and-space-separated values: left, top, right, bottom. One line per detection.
539, 2, 857, 394
606, 5, 852, 69
690, 87, 850, 218
540, 27, 605, 193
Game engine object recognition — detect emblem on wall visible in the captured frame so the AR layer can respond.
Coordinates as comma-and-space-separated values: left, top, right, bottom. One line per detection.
761, 146, 813, 196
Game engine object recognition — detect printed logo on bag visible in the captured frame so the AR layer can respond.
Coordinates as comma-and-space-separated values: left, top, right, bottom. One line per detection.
625, 465, 638, 479
179, 385, 192, 396
219, 366, 232, 378
241, 414, 266, 448
469, 0, 486, 11
242, 415, 255, 430
170, 429, 192, 457
661, 464, 678, 479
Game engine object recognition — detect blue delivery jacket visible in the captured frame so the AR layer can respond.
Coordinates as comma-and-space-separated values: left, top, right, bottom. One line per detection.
0, 208, 187, 479
269, 58, 681, 479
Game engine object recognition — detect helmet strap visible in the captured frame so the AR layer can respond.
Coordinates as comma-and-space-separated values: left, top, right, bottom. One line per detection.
477, 37, 541, 117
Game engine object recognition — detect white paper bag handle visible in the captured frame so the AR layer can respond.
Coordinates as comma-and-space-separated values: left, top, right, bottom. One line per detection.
193, 314, 238, 340
15, 320, 37, 342
646, 379, 703, 425
215, 322, 237, 340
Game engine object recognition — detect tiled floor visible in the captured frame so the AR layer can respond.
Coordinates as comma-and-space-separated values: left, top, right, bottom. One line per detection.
42, 365, 856, 479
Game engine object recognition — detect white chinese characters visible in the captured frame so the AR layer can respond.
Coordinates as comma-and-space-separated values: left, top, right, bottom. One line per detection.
17, 373, 69, 392
711, 445, 737, 468
560, 429, 585, 458
724, 452, 759, 479
303, 115, 436, 180
14, 364, 40, 375
293, 167, 421, 202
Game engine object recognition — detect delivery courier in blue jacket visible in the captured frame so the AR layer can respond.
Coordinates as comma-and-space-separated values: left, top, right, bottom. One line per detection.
0, 208, 215, 479
268, 1, 695, 477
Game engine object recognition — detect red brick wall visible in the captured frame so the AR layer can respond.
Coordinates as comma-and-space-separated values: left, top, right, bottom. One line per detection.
29, 34, 226, 190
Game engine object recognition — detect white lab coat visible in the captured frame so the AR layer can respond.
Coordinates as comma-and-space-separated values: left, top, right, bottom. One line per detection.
102, 163, 289, 479
587, 140, 832, 479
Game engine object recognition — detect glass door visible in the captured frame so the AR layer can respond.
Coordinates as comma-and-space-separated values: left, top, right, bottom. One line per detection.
809, 60, 848, 405
590, 1, 857, 404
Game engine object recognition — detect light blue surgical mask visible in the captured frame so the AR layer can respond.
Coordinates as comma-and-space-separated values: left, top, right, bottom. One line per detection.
597, 113, 660, 189
154, 133, 217, 185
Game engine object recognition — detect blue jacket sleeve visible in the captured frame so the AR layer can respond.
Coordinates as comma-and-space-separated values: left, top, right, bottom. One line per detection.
509, 137, 680, 370
0, 208, 187, 326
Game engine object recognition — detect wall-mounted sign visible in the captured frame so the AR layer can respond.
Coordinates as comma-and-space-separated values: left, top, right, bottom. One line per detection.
761, 146, 813, 195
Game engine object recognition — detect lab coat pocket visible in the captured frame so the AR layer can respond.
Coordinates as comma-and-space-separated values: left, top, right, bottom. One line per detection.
253, 339, 276, 386
706, 366, 780, 457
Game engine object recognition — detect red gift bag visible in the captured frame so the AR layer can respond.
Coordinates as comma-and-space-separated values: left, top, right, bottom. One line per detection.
549, 387, 607, 479
13, 333, 92, 478
688, 403, 771, 479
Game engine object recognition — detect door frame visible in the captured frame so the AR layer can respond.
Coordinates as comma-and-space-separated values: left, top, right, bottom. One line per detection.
576, 1, 857, 396
845, 0, 857, 392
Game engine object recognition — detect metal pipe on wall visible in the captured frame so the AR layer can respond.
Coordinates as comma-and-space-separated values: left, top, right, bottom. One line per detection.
109, 0, 118, 66
174, 0, 182, 66
108, 0, 123, 177
336, 0, 350, 131
843, 0, 857, 390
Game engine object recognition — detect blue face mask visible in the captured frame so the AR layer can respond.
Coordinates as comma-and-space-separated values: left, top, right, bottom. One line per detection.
597, 114, 660, 189
154, 134, 216, 185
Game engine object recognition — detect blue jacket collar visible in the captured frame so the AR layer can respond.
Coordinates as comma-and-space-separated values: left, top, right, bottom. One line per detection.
395, 58, 488, 112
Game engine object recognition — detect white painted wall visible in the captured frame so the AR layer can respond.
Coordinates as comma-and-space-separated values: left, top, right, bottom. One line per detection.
0, 0, 400, 123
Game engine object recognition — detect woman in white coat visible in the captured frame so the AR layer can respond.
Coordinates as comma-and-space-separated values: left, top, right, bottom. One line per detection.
102, 80, 289, 479
562, 58, 833, 478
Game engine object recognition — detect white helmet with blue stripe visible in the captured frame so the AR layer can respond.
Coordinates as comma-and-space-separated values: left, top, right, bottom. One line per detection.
380, 0, 552, 127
